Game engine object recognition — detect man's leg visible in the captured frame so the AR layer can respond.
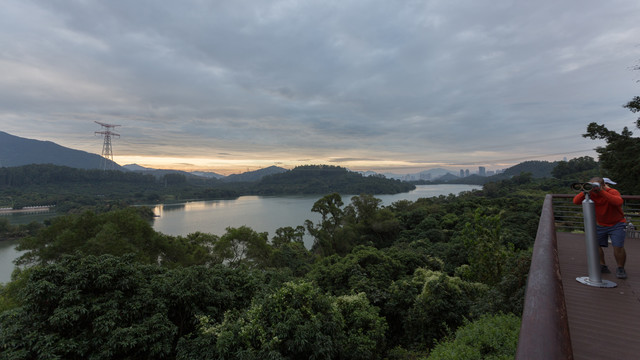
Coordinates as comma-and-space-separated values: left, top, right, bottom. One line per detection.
596, 225, 608, 267
613, 246, 626, 268
610, 222, 627, 278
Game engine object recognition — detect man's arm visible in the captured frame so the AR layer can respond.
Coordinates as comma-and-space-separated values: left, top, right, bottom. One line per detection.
599, 188, 624, 206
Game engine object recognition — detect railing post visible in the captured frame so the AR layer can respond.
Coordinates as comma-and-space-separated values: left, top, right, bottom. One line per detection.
576, 192, 616, 288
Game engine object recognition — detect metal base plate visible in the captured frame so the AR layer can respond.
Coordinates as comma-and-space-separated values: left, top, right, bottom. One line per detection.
576, 276, 617, 288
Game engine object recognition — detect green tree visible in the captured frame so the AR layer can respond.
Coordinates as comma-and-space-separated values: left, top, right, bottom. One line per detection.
344, 194, 402, 249
0, 254, 265, 359
583, 101, 640, 194
625, 95, 640, 127
271, 225, 306, 247
385, 269, 487, 352
270, 226, 314, 276
15, 208, 164, 266
160, 231, 220, 267
305, 193, 351, 256
0, 267, 33, 313
307, 246, 403, 306
426, 314, 521, 360
455, 208, 510, 286
335, 293, 388, 360
213, 226, 272, 268
162, 173, 187, 185
0, 254, 176, 359
551, 156, 599, 179
179, 281, 387, 360
152, 264, 264, 340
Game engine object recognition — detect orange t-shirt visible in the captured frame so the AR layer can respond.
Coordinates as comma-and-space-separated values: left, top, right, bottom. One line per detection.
573, 187, 626, 227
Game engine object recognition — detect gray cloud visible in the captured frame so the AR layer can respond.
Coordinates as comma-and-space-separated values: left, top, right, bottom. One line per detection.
1, 0, 639, 172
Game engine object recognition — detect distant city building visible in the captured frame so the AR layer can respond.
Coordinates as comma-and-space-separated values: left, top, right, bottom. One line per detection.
479, 166, 486, 176
420, 173, 431, 180
487, 170, 495, 176
465, 169, 469, 177
460, 169, 464, 177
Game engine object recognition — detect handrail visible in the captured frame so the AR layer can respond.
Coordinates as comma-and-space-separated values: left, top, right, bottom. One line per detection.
516, 194, 573, 359
517, 193, 640, 359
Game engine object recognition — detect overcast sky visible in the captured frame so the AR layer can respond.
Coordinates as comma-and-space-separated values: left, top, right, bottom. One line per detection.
2, 0, 639, 175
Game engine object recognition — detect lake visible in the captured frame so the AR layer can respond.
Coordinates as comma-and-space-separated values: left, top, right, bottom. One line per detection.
152, 184, 481, 244
0, 184, 480, 283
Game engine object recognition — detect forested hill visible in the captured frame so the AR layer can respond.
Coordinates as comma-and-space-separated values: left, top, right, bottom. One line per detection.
428, 160, 560, 185
222, 165, 287, 182
501, 160, 558, 178
0, 164, 414, 212
0, 131, 122, 170
253, 165, 415, 195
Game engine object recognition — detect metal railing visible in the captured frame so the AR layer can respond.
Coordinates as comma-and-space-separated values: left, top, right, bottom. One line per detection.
552, 194, 640, 234
516, 194, 640, 359
516, 194, 573, 359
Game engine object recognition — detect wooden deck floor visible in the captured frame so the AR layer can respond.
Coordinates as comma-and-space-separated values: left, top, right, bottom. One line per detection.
557, 232, 640, 360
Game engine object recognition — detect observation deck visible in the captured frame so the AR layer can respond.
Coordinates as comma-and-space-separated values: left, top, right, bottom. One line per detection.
516, 194, 640, 360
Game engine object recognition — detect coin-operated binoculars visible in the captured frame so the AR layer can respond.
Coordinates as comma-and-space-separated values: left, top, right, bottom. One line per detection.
571, 182, 616, 287
570, 182, 597, 192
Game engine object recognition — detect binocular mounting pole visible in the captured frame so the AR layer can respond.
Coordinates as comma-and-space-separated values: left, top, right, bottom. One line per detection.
576, 191, 616, 288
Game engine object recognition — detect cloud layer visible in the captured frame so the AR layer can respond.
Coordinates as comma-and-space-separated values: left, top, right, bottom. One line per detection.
2, 0, 639, 174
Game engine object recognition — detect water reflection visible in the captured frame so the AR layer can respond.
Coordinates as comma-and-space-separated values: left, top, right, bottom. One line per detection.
161, 203, 186, 212
151, 185, 482, 242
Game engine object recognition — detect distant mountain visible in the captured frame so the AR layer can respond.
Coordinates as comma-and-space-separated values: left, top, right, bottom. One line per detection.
190, 171, 224, 179
222, 166, 288, 182
360, 167, 458, 181
0, 131, 123, 170
501, 160, 558, 178
122, 164, 152, 171
253, 165, 415, 195
121, 164, 201, 180
438, 172, 460, 182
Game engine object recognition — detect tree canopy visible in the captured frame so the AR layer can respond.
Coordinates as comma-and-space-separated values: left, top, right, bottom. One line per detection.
1, 173, 574, 358
583, 107, 640, 194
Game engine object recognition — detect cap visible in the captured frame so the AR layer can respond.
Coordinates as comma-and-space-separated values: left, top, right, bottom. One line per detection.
603, 177, 617, 185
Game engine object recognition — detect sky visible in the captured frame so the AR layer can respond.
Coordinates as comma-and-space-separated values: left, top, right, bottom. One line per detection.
1, 0, 639, 176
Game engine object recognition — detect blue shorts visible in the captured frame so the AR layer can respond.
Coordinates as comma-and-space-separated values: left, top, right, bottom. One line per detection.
596, 222, 626, 248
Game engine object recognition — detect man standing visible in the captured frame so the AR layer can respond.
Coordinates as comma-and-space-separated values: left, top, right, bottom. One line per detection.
573, 177, 628, 279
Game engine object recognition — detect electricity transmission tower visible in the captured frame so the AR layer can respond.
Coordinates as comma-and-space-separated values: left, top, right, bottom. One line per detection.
94, 121, 120, 170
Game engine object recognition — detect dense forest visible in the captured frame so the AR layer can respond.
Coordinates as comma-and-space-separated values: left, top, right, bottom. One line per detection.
0, 164, 414, 213
0, 169, 575, 359
2, 115, 639, 357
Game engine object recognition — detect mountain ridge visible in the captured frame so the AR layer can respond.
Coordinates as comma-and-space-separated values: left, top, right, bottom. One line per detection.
0, 131, 122, 170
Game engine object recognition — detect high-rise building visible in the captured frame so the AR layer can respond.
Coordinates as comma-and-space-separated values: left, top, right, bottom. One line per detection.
479, 166, 486, 176
465, 169, 469, 177
460, 169, 464, 177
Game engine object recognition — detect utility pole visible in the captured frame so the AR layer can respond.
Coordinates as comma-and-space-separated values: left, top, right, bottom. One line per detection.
94, 121, 120, 171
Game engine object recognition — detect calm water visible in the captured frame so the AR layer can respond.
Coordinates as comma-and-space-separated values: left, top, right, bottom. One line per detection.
0, 184, 480, 283
151, 184, 481, 245
1, 212, 57, 284
0, 239, 22, 284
